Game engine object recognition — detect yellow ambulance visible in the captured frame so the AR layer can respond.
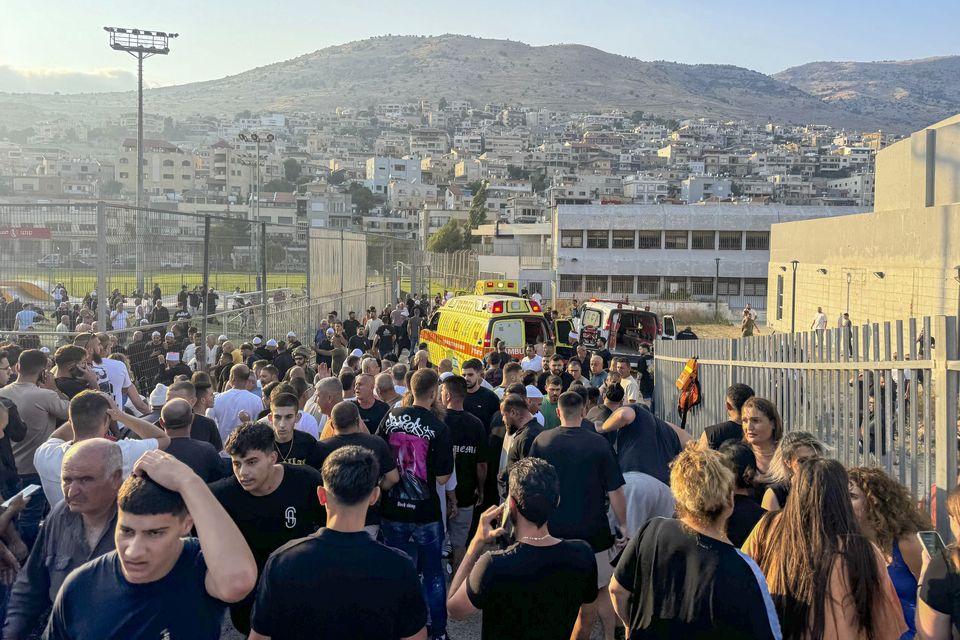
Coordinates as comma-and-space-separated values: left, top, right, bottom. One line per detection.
421, 294, 552, 373
473, 279, 521, 296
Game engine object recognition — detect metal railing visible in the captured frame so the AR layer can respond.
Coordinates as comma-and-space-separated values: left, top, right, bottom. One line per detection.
654, 316, 960, 534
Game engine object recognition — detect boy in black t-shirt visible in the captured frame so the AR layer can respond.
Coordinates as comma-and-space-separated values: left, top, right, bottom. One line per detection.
316, 401, 399, 537
210, 422, 325, 634
250, 445, 427, 640
45, 451, 257, 640
266, 392, 323, 469
377, 369, 454, 640
447, 457, 597, 640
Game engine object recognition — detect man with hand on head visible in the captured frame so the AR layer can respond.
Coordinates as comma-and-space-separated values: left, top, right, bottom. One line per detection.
159, 399, 224, 483
43, 450, 257, 640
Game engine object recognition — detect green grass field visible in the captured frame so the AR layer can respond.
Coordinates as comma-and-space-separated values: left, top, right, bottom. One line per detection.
3, 270, 308, 299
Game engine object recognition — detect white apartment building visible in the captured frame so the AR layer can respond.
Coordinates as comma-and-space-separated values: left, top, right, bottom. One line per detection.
623, 174, 669, 203
409, 129, 450, 157
826, 172, 875, 207
453, 132, 483, 154
365, 156, 421, 194
116, 138, 196, 197
681, 176, 732, 203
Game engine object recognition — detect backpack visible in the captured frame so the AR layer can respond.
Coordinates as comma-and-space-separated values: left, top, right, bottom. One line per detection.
675, 357, 702, 429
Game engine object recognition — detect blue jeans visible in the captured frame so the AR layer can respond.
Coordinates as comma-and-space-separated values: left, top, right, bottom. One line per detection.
381, 519, 446, 637
17, 473, 46, 550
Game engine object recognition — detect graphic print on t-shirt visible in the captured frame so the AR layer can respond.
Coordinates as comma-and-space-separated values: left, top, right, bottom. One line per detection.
91, 364, 114, 398
383, 413, 434, 504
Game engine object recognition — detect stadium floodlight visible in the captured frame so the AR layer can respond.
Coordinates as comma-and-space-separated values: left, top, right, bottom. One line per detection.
104, 25, 178, 293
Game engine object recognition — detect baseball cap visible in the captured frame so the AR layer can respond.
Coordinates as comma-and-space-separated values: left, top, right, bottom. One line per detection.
151, 331, 161, 338
164, 332, 175, 339
525, 385, 544, 399
287, 331, 297, 339
266, 339, 278, 348
252, 336, 263, 345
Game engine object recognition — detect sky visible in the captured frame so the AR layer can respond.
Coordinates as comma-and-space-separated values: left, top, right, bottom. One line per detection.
2, 0, 958, 93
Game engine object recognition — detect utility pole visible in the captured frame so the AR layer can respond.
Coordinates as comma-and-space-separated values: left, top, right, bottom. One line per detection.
105, 27, 177, 294
714, 257, 720, 321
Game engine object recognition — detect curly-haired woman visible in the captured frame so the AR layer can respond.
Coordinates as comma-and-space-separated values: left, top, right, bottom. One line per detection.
849, 467, 930, 639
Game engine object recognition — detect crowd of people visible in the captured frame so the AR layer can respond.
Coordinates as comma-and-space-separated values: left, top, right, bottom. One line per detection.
0, 291, 958, 640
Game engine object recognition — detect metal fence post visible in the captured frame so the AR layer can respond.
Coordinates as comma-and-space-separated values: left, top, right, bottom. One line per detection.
260, 221, 267, 337
934, 315, 959, 537
305, 226, 312, 303
95, 201, 108, 329
339, 229, 345, 304
200, 216, 211, 371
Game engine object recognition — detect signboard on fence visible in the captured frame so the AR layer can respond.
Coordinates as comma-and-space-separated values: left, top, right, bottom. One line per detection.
0, 227, 51, 240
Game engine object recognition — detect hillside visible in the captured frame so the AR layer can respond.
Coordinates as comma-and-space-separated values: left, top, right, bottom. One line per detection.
774, 56, 960, 131
0, 35, 894, 131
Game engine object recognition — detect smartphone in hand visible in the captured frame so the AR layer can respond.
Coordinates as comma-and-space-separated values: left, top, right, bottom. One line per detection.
918, 530, 947, 556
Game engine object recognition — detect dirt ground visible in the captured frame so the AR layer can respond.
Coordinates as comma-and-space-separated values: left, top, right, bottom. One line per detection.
685, 323, 771, 340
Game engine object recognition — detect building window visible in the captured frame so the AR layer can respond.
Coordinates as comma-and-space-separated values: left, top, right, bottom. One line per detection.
611, 275, 634, 294
744, 278, 768, 297
718, 278, 741, 296
119, 172, 129, 179
638, 230, 661, 249
584, 275, 608, 293
181, 175, 191, 180
560, 230, 583, 248
637, 276, 659, 294
119, 158, 129, 164
776, 275, 784, 320
718, 231, 743, 250
663, 278, 687, 297
612, 230, 635, 249
745, 231, 770, 250
162, 174, 174, 180
690, 277, 714, 296
162, 160, 174, 167
586, 230, 609, 249
527, 282, 543, 294
559, 275, 582, 293
182, 160, 191, 167
278, 216, 294, 224
691, 230, 715, 250
664, 231, 689, 250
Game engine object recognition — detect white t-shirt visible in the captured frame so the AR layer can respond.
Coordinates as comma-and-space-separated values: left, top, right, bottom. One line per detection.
621, 376, 641, 404
208, 388, 264, 444
34, 436, 158, 506
365, 318, 383, 337
813, 312, 828, 331
531, 292, 542, 304
521, 355, 543, 372
92, 357, 133, 408
110, 310, 128, 330
296, 410, 320, 439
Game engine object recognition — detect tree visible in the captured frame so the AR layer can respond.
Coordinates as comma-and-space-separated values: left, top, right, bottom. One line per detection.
265, 240, 287, 268
438, 97, 449, 111
283, 158, 302, 183
507, 165, 530, 180
348, 182, 380, 214
630, 110, 645, 124
531, 172, 547, 194
328, 169, 347, 185
468, 182, 488, 229
209, 220, 252, 268
101, 179, 124, 196
427, 219, 470, 253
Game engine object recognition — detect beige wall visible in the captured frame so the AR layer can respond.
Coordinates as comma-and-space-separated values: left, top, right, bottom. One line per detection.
768, 113, 960, 330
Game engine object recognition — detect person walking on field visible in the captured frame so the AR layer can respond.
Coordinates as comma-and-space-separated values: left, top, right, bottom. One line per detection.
741, 309, 757, 337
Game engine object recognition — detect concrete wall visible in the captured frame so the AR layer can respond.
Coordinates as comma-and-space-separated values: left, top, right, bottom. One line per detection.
768, 114, 960, 330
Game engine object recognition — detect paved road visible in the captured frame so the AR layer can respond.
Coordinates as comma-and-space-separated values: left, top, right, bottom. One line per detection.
221, 615, 484, 639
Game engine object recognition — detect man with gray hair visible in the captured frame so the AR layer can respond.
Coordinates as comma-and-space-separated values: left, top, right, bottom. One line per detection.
5, 438, 123, 637
391, 363, 408, 395
375, 373, 402, 407
306, 376, 344, 440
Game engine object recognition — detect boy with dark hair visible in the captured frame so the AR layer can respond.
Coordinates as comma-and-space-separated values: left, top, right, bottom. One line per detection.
250, 446, 428, 640
267, 392, 323, 469
700, 383, 756, 450
44, 451, 256, 639
448, 457, 597, 640
210, 422, 324, 634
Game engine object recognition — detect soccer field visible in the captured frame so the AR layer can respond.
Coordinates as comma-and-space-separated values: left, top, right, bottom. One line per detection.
3, 270, 308, 301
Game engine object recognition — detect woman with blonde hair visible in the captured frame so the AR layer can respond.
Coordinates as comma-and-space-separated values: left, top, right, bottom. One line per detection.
762, 431, 829, 511
743, 458, 906, 640
849, 467, 929, 639
610, 444, 781, 638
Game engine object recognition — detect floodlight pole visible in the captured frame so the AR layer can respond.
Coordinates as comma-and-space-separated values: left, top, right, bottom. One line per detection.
104, 26, 177, 294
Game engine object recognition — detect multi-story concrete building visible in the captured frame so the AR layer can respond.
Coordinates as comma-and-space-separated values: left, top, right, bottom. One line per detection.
409, 128, 450, 157
826, 173, 876, 207
623, 173, 669, 204
365, 156, 421, 194
681, 176, 732, 203
116, 138, 196, 197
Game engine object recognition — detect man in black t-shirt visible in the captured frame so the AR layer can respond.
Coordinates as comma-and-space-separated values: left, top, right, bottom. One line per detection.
52, 345, 97, 399
352, 373, 390, 434
374, 323, 395, 359
441, 375, 487, 570
499, 393, 544, 501
377, 368, 454, 640
342, 311, 361, 341
45, 451, 257, 640
347, 325, 370, 356
159, 398, 224, 482
447, 457, 597, 640
529, 392, 626, 640
316, 402, 399, 538
699, 383, 755, 450
537, 355, 573, 393
250, 445, 427, 640
462, 359, 501, 431
211, 422, 325, 634
266, 393, 323, 469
